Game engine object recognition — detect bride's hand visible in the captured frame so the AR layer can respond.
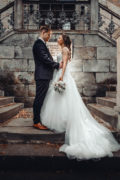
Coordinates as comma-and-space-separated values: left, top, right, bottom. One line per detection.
59, 61, 63, 69
59, 76, 63, 81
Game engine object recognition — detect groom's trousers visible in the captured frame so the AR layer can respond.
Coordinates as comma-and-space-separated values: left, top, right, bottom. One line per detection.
33, 79, 50, 124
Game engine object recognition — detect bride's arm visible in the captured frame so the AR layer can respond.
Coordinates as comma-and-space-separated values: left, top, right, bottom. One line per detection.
59, 48, 69, 81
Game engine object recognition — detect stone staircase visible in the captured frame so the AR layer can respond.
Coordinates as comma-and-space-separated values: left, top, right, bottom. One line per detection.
0, 90, 24, 123
87, 85, 117, 129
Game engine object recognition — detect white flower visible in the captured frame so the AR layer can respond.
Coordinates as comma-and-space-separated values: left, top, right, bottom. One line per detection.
53, 81, 66, 94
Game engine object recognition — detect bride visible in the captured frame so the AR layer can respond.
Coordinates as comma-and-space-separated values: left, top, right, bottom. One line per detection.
41, 34, 120, 160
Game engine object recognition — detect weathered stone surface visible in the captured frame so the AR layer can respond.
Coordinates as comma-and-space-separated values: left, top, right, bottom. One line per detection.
28, 60, 35, 72
0, 59, 27, 71
91, 0, 98, 30
99, 0, 107, 6
83, 60, 109, 72
75, 4, 83, 30
13, 72, 35, 84
0, 96, 14, 106
28, 33, 39, 45
77, 87, 83, 94
0, 46, 14, 58
0, 108, 64, 144
0, 103, 24, 123
97, 47, 116, 59
69, 60, 83, 72
96, 72, 117, 83
7, 84, 28, 97
71, 34, 84, 47
24, 97, 34, 107
28, 85, 35, 97
95, 84, 110, 97
3, 34, 29, 47
0, 71, 15, 86
15, 97, 34, 107
73, 47, 96, 60
26, 97, 34, 107
88, 103, 118, 128
14, 46, 24, 59
84, 35, 112, 47
82, 97, 96, 105
110, 59, 117, 72
22, 47, 33, 59
83, 85, 98, 97
0, 0, 14, 9
97, 97, 116, 108
106, 91, 116, 98
75, 81, 83, 94
0, 143, 64, 158
71, 72, 96, 86
105, 0, 120, 17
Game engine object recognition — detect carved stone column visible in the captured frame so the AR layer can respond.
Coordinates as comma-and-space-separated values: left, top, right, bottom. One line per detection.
14, 0, 23, 30
113, 28, 120, 130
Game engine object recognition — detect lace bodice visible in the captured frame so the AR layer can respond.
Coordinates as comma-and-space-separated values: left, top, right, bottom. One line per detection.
57, 53, 62, 63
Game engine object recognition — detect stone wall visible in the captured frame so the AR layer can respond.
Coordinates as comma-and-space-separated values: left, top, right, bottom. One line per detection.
0, 32, 116, 107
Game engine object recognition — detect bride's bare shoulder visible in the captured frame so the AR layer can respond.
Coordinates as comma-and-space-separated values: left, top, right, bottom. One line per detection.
62, 47, 69, 54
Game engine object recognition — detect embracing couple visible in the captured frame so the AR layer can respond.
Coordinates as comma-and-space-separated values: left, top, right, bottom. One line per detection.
32, 25, 120, 160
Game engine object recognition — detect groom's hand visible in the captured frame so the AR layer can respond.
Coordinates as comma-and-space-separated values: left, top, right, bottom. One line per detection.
59, 61, 63, 69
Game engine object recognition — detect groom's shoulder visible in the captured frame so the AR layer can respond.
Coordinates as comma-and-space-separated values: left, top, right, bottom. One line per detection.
33, 39, 42, 49
33, 39, 43, 46
34, 39, 40, 44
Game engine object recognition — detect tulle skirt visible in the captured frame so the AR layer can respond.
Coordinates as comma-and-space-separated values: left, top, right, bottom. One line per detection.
41, 65, 120, 160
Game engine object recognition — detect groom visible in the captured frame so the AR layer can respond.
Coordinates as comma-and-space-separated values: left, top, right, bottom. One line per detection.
32, 25, 63, 130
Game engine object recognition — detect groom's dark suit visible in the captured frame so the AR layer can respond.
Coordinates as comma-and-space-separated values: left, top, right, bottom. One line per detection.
33, 38, 59, 124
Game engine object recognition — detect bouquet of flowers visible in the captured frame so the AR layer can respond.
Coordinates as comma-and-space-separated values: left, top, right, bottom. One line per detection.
53, 80, 66, 94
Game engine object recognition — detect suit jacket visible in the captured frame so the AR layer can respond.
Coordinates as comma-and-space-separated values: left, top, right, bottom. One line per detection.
32, 39, 60, 80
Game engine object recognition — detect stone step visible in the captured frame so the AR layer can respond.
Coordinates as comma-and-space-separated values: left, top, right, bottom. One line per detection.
0, 90, 4, 96
0, 108, 64, 144
0, 103, 24, 123
106, 91, 116, 98
96, 97, 116, 108
0, 143, 120, 172
90, 112, 117, 132
0, 97, 14, 106
87, 104, 118, 128
0, 128, 64, 144
0, 107, 119, 145
82, 97, 96, 105
106, 84, 117, 91
0, 113, 119, 146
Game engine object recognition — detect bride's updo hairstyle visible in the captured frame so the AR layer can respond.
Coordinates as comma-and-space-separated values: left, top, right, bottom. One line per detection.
62, 34, 72, 60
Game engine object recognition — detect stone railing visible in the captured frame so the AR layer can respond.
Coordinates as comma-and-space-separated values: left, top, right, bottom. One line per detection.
0, 0, 95, 38
0, 0, 120, 42
99, 3, 120, 40
0, 1, 14, 38
21, 0, 91, 31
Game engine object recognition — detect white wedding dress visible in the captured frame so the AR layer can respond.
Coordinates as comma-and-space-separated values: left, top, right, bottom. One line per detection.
41, 53, 120, 160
